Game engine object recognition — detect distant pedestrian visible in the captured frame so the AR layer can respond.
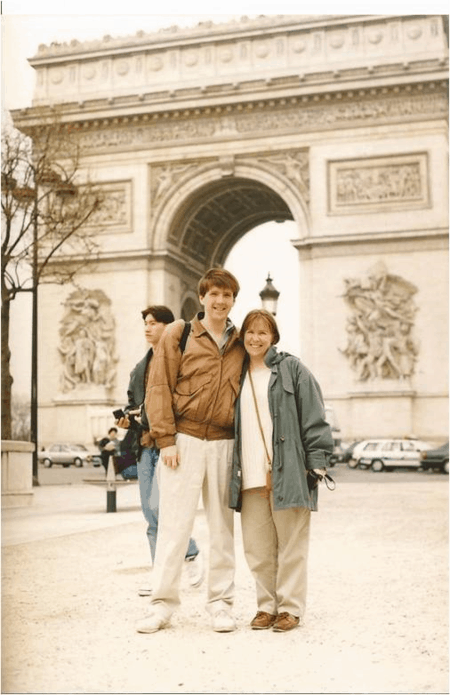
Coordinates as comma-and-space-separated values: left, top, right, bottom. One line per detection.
99, 427, 120, 473
229, 309, 334, 632
115, 306, 203, 596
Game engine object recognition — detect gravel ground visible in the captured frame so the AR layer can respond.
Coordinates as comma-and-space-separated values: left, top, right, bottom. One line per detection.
1, 469, 448, 694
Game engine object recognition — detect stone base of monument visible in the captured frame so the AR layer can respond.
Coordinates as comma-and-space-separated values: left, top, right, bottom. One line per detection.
1, 441, 34, 508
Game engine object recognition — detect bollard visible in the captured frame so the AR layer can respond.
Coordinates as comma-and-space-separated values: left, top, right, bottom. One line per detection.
106, 457, 117, 513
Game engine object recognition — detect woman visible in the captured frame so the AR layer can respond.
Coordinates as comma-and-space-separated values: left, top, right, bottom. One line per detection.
229, 309, 334, 632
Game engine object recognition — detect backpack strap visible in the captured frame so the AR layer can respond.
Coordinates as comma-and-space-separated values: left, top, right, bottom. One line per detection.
179, 321, 191, 354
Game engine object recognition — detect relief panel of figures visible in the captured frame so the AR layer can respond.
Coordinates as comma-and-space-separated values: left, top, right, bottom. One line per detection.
58, 289, 117, 392
341, 262, 419, 382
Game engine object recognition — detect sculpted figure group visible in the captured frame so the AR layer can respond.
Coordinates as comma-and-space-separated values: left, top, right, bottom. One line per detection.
342, 263, 419, 381
59, 290, 116, 392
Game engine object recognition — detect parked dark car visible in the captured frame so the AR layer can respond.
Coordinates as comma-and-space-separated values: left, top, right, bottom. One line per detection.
340, 441, 362, 465
420, 442, 449, 474
329, 441, 362, 466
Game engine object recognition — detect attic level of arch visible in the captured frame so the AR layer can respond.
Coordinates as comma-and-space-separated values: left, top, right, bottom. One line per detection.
14, 76, 448, 138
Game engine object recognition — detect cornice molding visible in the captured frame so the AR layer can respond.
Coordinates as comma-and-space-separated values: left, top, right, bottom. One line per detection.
293, 227, 449, 251
13, 80, 449, 141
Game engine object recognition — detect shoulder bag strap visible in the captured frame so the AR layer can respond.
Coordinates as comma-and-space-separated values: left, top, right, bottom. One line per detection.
248, 369, 273, 491
179, 321, 191, 354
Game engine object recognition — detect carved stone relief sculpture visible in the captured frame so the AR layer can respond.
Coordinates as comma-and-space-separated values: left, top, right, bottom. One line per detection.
74, 91, 447, 154
151, 164, 194, 205
328, 153, 429, 214
341, 262, 419, 381
58, 289, 117, 392
83, 181, 132, 232
258, 150, 310, 203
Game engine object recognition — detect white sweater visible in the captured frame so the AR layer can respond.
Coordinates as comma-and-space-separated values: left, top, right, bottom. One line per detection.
240, 366, 273, 490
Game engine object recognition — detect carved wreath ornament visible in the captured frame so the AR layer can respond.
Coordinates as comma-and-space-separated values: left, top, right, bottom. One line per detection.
341, 262, 419, 381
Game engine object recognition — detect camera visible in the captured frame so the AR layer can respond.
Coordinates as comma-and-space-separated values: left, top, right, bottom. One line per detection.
112, 408, 125, 420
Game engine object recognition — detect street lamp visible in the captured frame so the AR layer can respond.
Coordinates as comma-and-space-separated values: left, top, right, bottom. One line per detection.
259, 274, 280, 316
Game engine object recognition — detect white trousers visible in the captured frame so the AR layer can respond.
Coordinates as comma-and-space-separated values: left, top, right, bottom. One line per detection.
240, 490, 311, 618
149, 433, 235, 619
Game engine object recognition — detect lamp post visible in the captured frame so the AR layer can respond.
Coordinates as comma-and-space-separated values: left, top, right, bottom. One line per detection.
259, 274, 280, 316
31, 187, 39, 485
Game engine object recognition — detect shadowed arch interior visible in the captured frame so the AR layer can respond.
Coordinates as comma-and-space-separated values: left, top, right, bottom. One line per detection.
168, 177, 293, 267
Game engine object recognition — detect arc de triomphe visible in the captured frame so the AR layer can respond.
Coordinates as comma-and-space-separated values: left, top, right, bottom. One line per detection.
13, 14, 448, 445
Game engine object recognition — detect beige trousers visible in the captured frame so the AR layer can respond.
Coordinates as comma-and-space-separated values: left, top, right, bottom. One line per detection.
149, 433, 235, 619
240, 490, 311, 618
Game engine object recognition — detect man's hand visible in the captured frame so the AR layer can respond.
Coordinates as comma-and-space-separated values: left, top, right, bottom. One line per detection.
116, 415, 130, 429
161, 445, 180, 469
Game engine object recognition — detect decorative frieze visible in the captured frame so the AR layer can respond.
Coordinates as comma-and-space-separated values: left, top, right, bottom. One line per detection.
74, 90, 447, 153
341, 262, 419, 381
328, 153, 429, 214
234, 92, 447, 135
58, 289, 117, 393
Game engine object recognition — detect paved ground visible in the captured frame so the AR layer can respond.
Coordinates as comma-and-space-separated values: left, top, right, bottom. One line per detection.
1, 466, 448, 694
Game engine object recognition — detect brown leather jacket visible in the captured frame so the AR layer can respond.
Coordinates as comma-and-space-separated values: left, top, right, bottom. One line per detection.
145, 314, 245, 449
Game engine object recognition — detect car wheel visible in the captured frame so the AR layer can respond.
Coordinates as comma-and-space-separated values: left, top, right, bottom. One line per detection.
43, 458, 52, 468
74, 457, 83, 468
371, 459, 385, 472
443, 460, 449, 475
347, 458, 358, 469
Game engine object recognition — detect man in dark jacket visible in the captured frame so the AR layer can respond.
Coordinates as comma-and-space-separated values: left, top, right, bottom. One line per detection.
116, 305, 203, 596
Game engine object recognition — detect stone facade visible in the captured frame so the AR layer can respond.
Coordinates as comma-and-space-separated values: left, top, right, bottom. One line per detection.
12, 14, 448, 445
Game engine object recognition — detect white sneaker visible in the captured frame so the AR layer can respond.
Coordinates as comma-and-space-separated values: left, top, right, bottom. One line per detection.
211, 609, 236, 633
136, 613, 169, 634
138, 586, 153, 597
185, 552, 204, 588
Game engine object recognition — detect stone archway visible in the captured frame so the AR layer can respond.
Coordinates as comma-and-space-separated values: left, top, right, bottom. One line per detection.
150, 157, 309, 301
13, 14, 448, 445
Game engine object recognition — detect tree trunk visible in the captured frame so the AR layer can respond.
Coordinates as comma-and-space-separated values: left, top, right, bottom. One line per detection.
1, 292, 13, 439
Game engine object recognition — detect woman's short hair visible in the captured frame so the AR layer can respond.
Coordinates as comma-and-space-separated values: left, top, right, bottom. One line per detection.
198, 268, 240, 299
141, 305, 175, 324
240, 309, 280, 345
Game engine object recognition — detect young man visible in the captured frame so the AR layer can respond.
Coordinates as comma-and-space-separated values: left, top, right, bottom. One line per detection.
116, 306, 203, 594
136, 268, 245, 634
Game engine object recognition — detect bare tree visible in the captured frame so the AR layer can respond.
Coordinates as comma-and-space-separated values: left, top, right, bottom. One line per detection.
1, 113, 104, 439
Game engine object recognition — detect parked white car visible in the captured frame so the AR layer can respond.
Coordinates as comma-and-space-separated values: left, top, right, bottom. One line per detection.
38, 443, 101, 468
349, 439, 434, 472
